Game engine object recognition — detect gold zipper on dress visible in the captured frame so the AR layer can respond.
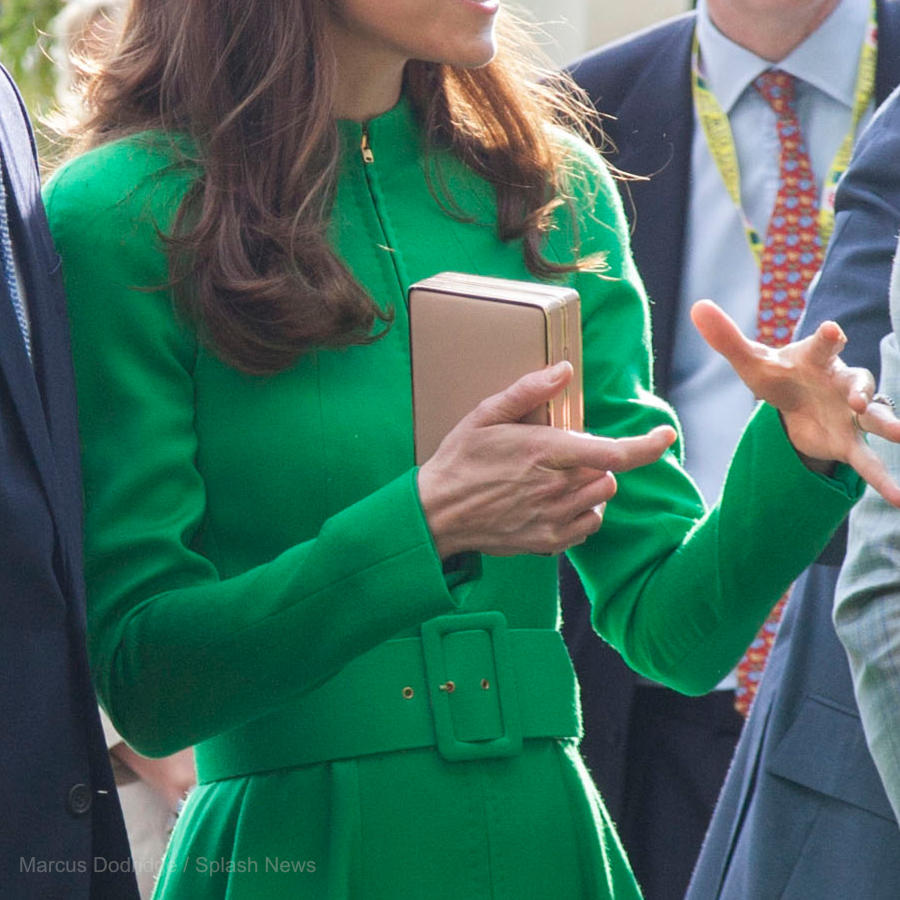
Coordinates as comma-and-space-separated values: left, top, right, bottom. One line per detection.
360, 129, 374, 164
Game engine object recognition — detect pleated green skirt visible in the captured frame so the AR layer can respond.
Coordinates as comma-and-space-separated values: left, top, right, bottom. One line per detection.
152, 741, 641, 899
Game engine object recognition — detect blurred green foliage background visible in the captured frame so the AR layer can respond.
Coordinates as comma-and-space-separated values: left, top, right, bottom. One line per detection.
0, 0, 64, 118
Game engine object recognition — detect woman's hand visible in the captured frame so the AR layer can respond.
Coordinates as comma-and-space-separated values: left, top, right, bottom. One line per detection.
110, 744, 196, 813
418, 361, 677, 559
691, 299, 900, 507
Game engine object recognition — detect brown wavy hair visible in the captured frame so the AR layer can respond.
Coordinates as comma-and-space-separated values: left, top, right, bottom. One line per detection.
74, 0, 602, 374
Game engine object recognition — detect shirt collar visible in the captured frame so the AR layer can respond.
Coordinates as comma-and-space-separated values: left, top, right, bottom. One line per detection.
695, 0, 871, 113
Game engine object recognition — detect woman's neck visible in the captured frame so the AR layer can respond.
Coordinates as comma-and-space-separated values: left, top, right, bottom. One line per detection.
327, 23, 407, 121
333, 63, 405, 121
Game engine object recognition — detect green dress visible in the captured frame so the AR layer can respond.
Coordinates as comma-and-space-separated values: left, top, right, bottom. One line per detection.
43, 99, 859, 899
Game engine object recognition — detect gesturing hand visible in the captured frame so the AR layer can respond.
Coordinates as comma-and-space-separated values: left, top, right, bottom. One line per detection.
417, 361, 677, 559
692, 299, 900, 508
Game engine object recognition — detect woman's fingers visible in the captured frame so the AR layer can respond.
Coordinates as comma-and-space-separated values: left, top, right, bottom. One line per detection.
563, 505, 607, 549
691, 301, 852, 406
556, 471, 617, 518
844, 365, 877, 413
856, 396, 900, 439
459, 364, 674, 475
852, 393, 900, 508
419, 418, 675, 558
690, 300, 900, 495
469, 361, 573, 427
420, 361, 679, 559
845, 439, 900, 509
524, 470, 616, 555
804, 319, 848, 369
690, 299, 766, 381
541, 425, 677, 473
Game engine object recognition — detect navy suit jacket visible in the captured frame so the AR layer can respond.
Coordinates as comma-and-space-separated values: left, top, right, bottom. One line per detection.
686, 81, 900, 900
564, 5, 900, 895
0, 67, 138, 898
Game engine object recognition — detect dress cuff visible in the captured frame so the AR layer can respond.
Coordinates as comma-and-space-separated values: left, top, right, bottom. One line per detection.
759, 402, 864, 500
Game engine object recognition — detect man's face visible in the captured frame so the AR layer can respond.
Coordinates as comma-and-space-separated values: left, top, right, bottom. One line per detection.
704, 0, 844, 57
707, 0, 842, 23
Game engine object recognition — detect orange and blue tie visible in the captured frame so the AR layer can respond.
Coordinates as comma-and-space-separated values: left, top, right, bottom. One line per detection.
734, 70, 823, 717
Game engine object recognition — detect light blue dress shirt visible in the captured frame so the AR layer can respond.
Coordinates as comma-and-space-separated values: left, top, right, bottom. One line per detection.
671, 0, 873, 507
835, 243, 900, 825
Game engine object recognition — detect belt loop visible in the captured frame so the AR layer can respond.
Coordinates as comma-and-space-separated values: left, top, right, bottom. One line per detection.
421, 611, 524, 762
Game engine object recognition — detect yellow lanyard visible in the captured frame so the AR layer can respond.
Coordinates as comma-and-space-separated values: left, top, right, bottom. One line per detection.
690, 2, 878, 264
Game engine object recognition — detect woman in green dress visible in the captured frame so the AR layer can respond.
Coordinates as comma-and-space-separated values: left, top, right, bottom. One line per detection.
47, 0, 900, 896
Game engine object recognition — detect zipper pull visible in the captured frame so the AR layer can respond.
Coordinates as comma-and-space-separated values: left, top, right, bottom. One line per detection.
360, 130, 374, 164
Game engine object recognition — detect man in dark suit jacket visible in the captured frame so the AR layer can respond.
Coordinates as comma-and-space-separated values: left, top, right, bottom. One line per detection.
0, 65, 139, 898
685, 83, 900, 900
563, 2, 900, 899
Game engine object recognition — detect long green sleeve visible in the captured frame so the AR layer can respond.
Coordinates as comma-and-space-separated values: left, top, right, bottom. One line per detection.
558, 143, 861, 691
43, 137, 473, 756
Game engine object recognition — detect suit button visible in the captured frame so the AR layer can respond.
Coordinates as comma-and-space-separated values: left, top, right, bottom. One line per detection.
67, 783, 92, 816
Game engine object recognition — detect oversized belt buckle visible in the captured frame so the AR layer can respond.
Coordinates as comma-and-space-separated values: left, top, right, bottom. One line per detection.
421, 611, 523, 762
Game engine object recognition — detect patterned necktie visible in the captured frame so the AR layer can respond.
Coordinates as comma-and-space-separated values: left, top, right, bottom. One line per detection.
0, 157, 31, 361
734, 70, 823, 717
753, 70, 824, 344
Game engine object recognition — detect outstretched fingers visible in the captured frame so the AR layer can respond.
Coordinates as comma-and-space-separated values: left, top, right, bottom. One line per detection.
692, 301, 850, 388
804, 319, 848, 369
846, 439, 900, 509
842, 364, 878, 415
856, 397, 900, 440
690, 299, 766, 382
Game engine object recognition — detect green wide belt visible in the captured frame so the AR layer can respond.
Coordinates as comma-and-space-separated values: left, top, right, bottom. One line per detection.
195, 611, 582, 782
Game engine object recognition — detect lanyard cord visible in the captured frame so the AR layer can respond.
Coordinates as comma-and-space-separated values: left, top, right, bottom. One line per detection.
690, 2, 878, 264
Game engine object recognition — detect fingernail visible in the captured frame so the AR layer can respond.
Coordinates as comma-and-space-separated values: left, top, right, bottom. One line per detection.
546, 361, 568, 382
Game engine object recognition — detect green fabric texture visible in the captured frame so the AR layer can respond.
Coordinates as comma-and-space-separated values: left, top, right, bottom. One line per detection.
44, 98, 860, 899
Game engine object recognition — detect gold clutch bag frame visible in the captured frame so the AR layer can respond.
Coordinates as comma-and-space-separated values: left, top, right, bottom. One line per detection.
409, 272, 584, 465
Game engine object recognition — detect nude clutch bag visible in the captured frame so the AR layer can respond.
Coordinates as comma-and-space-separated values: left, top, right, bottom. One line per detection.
408, 272, 584, 465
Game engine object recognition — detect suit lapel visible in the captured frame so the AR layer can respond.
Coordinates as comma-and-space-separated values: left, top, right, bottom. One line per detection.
876, 0, 900, 104
0, 219, 60, 521
9, 171, 84, 575
710, 5, 900, 892
0, 72, 80, 580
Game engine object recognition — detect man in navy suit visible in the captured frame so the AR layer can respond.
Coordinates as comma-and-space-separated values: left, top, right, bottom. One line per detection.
0, 65, 139, 898
563, 2, 900, 898
685, 85, 900, 900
